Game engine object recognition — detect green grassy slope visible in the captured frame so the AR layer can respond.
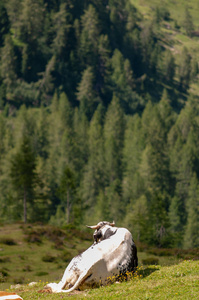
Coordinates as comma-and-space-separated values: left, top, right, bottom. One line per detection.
131, 0, 199, 96
0, 224, 92, 289
0, 224, 198, 299
132, 0, 199, 20
131, 0, 199, 57
8, 260, 199, 300
0, 223, 189, 290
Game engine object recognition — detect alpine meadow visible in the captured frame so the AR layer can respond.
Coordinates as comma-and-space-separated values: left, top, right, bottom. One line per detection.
1, 0, 199, 252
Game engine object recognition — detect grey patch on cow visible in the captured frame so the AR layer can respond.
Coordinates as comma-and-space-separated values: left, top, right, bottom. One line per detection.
103, 228, 117, 240
118, 239, 138, 276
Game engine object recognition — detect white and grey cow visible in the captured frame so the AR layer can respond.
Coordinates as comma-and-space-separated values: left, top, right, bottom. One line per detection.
45, 221, 138, 293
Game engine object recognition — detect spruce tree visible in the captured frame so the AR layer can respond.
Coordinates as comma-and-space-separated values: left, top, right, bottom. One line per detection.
104, 94, 125, 184
183, 7, 194, 37
139, 101, 173, 245
184, 174, 199, 248
10, 134, 37, 223
123, 114, 143, 204
164, 50, 176, 83
124, 195, 149, 242
77, 66, 98, 119
178, 47, 191, 91
0, 3, 10, 47
79, 4, 101, 67
58, 166, 76, 224
81, 104, 105, 222
0, 34, 17, 96
52, 3, 71, 57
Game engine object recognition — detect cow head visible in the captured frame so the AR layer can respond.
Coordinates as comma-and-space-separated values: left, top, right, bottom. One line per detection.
87, 221, 116, 244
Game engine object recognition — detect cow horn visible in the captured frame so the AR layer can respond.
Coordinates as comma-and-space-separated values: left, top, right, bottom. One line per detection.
86, 224, 101, 230
86, 221, 115, 229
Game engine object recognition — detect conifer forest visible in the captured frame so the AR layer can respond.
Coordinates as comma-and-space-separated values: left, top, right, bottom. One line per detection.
0, 0, 199, 249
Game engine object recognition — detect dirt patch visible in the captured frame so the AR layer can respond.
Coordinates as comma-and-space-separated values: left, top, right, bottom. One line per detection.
38, 287, 52, 293
38, 287, 85, 295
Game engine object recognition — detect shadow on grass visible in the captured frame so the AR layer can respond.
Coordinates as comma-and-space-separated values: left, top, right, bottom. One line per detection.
137, 266, 159, 279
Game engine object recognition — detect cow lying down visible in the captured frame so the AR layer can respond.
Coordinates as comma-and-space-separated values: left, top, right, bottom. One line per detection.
45, 221, 138, 293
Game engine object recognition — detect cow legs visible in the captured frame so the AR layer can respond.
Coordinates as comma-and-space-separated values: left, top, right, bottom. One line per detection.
46, 282, 62, 293
60, 270, 91, 293
46, 269, 91, 293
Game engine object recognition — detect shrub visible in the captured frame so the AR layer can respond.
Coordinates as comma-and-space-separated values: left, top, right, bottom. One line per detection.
35, 271, 49, 276
0, 237, 17, 245
58, 250, 72, 263
22, 265, 32, 272
0, 268, 9, 282
42, 253, 56, 263
0, 257, 11, 263
13, 276, 25, 284
24, 232, 43, 244
53, 239, 64, 250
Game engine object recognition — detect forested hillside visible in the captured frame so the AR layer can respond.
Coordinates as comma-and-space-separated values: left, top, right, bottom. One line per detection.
0, 0, 199, 249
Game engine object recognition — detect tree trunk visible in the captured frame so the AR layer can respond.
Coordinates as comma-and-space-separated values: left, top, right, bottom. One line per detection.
24, 187, 27, 223
67, 190, 70, 224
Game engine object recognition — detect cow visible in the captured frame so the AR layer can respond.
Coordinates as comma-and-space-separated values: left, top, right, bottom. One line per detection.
45, 221, 138, 293
0, 291, 23, 300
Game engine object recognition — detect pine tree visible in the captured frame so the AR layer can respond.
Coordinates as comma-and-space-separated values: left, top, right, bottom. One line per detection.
109, 49, 139, 112
81, 104, 105, 222
35, 106, 49, 159
183, 7, 194, 37
77, 66, 98, 119
141, 100, 172, 196
36, 55, 56, 104
190, 56, 199, 80
52, 3, 72, 57
104, 94, 125, 184
95, 34, 111, 102
140, 23, 155, 72
5, 0, 21, 37
19, 0, 44, 44
46, 92, 75, 216
139, 100, 174, 246
10, 134, 37, 223
73, 107, 89, 179
0, 115, 6, 159
169, 195, 184, 247
168, 96, 199, 245
122, 114, 143, 204
164, 50, 176, 83
184, 174, 199, 248
178, 47, 191, 91
79, 4, 101, 67
0, 34, 17, 96
124, 195, 149, 242
0, 3, 10, 47
58, 166, 76, 224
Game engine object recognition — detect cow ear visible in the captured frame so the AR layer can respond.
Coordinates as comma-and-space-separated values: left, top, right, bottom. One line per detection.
110, 221, 115, 227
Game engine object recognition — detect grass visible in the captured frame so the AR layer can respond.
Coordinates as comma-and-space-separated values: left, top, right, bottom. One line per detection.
130, 0, 199, 98
0, 223, 199, 299
0, 223, 188, 289
0, 223, 92, 289
131, 0, 199, 57
131, 0, 199, 26
5, 260, 199, 299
